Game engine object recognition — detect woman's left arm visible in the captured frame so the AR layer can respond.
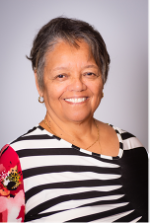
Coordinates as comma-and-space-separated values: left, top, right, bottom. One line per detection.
120, 132, 148, 222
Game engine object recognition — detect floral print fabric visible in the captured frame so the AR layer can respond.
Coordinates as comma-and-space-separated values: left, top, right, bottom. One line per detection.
0, 145, 25, 222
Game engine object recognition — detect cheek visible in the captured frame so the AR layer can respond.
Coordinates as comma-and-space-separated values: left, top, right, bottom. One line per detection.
88, 82, 103, 97
43, 83, 67, 100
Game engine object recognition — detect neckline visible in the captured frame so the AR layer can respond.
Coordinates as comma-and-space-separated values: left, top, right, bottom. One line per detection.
38, 124, 124, 160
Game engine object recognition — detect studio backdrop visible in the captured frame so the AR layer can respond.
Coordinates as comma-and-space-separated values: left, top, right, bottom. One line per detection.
0, 0, 148, 150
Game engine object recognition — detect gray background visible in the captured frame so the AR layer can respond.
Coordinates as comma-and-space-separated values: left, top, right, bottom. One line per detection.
0, 0, 148, 150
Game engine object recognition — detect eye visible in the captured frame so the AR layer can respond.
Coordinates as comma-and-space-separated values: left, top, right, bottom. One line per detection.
57, 74, 66, 78
55, 74, 68, 81
84, 72, 97, 78
86, 72, 95, 76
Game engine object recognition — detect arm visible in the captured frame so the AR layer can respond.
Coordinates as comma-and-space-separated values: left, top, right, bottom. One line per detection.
120, 132, 148, 222
0, 144, 25, 222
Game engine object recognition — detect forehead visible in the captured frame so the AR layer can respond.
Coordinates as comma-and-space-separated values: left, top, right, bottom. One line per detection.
44, 39, 96, 69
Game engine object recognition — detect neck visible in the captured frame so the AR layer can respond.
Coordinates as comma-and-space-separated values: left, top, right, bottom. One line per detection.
44, 112, 95, 142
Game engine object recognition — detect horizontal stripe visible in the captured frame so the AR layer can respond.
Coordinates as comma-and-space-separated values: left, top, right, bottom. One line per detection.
25, 195, 129, 222
121, 132, 135, 140
14, 135, 55, 142
29, 202, 129, 222
36, 195, 127, 215
25, 205, 133, 222
23, 171, 121, 192
88, 210, 134, 223
17, 148, 81, 157
25, 179, 122, 202
100, 154, 112, 160
80, 148, 92, 155
23, 171, 121, 187
113, 210, 142, 222
22, 165, 120, 179
28, 205, 132, 223
130, 216, 142, 222
65, 204, 134, 222
10, 139, 69, 150
123, 137, 143, 150
27, 192, 126, 215
27, 194, 125, 215
26, 187, 123, 206
20, 155, 120, 171
26, 186, 123, 213
40, 195, 128, 214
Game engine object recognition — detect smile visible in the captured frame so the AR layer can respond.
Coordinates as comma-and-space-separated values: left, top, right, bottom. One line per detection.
64, 97, 87, 103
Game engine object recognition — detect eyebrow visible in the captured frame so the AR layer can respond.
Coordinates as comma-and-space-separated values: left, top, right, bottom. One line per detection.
52, 66, 68, 71
83, 65, 98, 69
52, 64, 98, 71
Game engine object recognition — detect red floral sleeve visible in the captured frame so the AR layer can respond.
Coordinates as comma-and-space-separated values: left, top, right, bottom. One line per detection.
0, 144, 25, 222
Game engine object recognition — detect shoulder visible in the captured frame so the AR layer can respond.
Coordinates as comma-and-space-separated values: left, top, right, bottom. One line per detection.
115, 127, 148, 158
96, 120, 148, 157
111, 126, 148, 164
0, 126, 44, 157
117, 127, 145, 150
1, 125, 60, 159
4, 125, 45, 152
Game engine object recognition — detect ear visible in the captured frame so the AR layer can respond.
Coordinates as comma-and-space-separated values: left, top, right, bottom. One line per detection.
34, 72, 43, 97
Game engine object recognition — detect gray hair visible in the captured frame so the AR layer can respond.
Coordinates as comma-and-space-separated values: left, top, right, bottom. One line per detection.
27, 16, 110, 89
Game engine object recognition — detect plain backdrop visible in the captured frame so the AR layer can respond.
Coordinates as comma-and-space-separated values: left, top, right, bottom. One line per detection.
0, 0, 148, 150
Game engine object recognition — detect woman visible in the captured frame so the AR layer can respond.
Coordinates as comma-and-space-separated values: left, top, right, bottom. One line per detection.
0, 17, 148, 222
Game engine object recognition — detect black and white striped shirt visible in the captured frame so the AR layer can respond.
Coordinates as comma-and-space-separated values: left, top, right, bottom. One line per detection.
7, 124, 148, 222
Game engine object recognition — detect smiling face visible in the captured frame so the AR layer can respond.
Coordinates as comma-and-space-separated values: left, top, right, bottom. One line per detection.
36, 39, 104, 124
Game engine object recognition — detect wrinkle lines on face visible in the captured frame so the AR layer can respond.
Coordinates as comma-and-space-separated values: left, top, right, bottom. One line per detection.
40, 39, 103, 123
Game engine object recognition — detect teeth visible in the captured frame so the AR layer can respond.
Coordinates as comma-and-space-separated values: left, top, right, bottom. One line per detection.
65, 98, 87, 103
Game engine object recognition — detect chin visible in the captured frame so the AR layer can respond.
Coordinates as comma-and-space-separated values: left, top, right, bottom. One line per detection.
64, 112, 93, 123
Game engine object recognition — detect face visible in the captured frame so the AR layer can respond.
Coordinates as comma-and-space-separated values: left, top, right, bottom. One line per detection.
36, 40, 103, 124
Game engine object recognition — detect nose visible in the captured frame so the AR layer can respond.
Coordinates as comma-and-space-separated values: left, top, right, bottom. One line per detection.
67, 76, 87, 92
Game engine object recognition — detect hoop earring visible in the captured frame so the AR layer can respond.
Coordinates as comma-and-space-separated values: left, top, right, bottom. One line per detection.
38, 96, 44, 103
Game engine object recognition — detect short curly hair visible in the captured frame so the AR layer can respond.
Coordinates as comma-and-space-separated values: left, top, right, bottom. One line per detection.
27, 16, 110, 89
